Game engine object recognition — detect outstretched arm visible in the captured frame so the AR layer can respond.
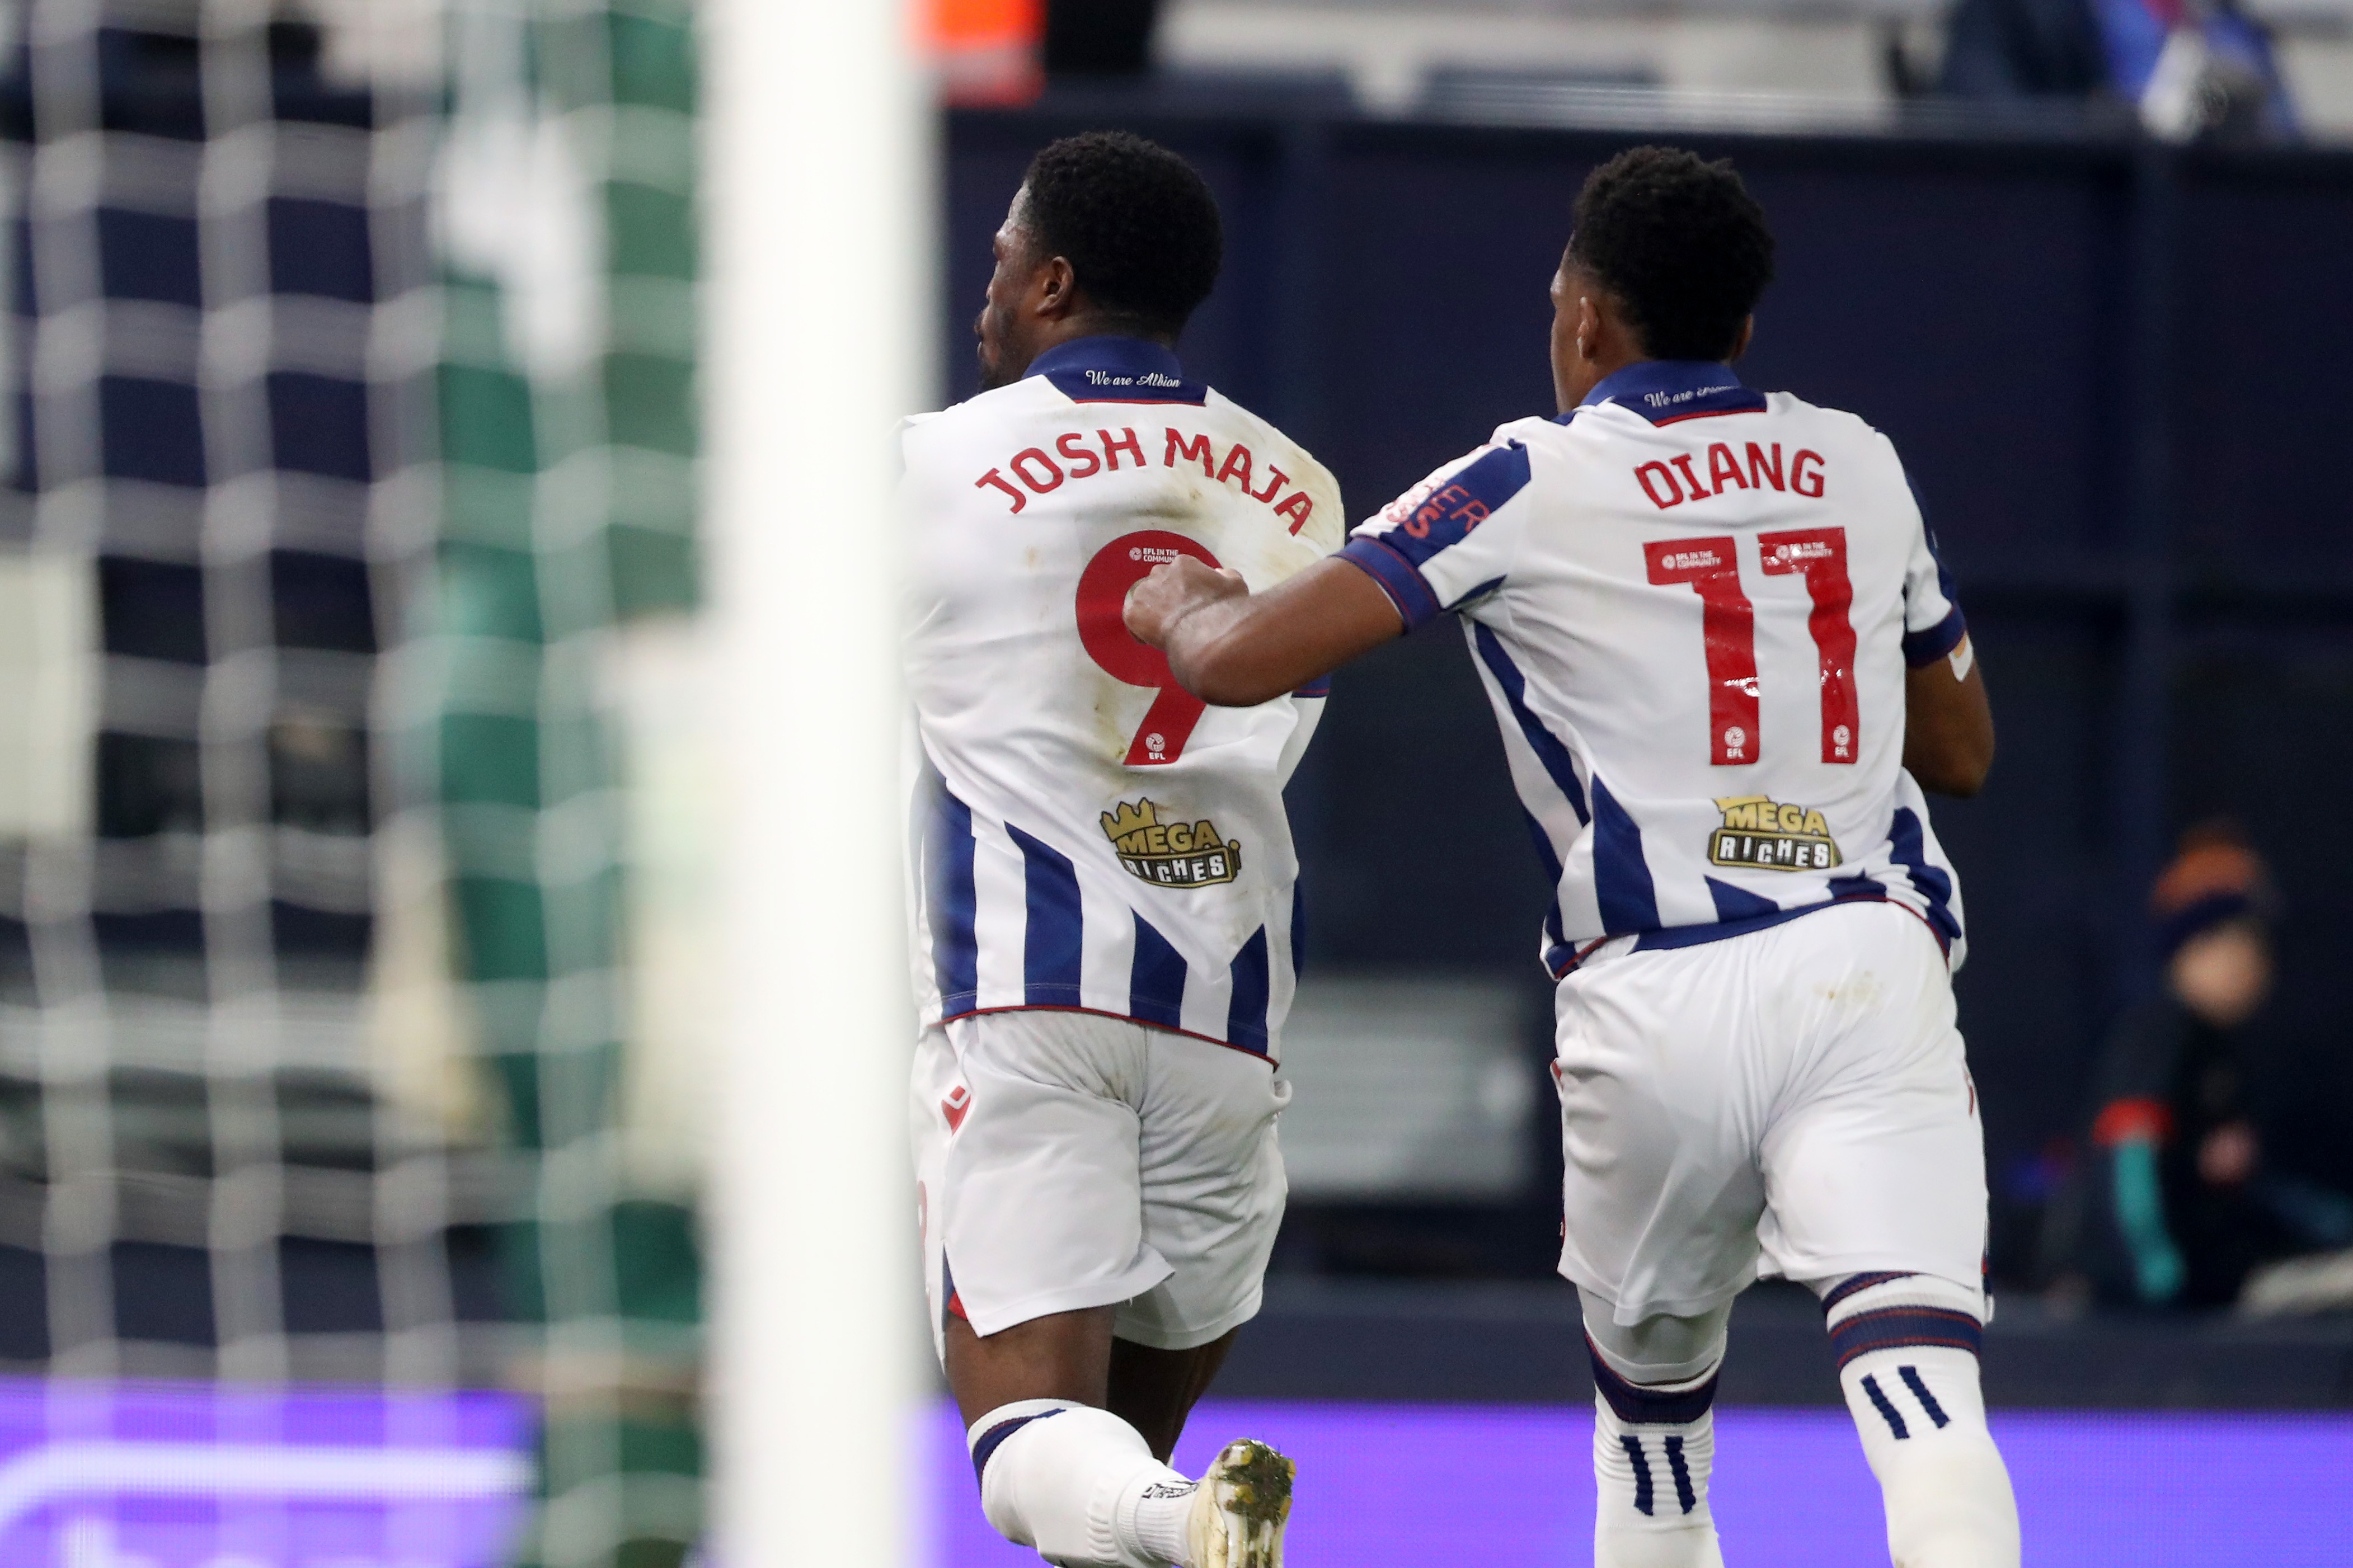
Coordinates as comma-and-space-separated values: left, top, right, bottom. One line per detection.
1124, 555, 1405, 707
1903, 635, 1994, 797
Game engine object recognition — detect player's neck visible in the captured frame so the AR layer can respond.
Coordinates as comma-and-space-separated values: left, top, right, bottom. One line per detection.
1017, 317, 1176, 374
1560, 348, 1651, 412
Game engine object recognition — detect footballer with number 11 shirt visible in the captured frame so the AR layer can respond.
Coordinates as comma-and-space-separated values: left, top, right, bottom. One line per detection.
1129, 147, 2021, 1568
902, 133, 1341, 1568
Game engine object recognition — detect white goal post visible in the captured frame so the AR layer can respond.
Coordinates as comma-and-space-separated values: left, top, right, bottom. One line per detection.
704, 3, 931, 1565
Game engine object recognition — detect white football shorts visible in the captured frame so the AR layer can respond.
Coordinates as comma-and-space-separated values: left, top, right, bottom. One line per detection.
911, 1008, 1291, 1359
1554, 899, 1988, 1326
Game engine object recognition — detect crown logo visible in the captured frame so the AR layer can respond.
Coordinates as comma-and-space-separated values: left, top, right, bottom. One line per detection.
1100, 798, 1242, 889
1100, 799, 1159, 839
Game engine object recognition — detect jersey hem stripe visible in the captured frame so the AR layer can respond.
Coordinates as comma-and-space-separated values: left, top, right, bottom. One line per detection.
1633, 888, 1950, 957
936, 1002, 1277, 1062
1550, 889, 1952, 978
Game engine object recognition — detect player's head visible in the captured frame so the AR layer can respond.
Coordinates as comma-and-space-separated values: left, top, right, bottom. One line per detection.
975, 131, 1224, 389
1551, 147, 1775, 411
2153, 821, 2274, 1027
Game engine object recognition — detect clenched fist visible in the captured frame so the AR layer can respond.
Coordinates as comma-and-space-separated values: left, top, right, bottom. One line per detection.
1124, 555, 1247, 649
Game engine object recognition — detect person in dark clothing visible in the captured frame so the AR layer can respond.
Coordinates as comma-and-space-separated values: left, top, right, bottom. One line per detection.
1940, 0, 2111, 97
1940, 0, 2295, 140
2083, 826, 2353, 1306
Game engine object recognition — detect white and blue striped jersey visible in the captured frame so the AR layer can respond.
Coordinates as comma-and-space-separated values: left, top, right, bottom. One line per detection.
1340, 360, 1971, 976
901, 337, 1345, 1057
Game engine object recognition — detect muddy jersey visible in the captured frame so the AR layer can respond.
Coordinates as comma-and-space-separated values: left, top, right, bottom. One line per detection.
1341, 359, 1970, 976
903, 337, 1345, 1055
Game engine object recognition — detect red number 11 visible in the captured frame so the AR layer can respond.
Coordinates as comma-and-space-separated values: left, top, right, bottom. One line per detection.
1759, 528, 1859, 764
1646, 528, 1857, 767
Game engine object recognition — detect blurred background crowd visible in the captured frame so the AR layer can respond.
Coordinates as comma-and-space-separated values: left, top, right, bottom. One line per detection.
3, 1, 2352, 1565
942, 0, 2347, 139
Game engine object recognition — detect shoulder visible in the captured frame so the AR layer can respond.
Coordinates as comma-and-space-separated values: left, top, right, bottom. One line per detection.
1203, 390, 1335, 475
1761, 391, 1899, 458
904, 379, 1065, 458
1356, 422, 1546, 545
1199, 388, 1347, 550
1492, 412, 1571, 450
1453, 414, 1582, 505
1413, 414, 1564, 483
1755, 390, 1917, 497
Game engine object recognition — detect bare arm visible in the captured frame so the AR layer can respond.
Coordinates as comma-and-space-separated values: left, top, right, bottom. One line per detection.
1124, 555, 1405, 706
1903, 634, 1994, 797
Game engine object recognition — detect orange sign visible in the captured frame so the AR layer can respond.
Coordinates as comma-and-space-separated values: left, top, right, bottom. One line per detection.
925, 0, 1044, 105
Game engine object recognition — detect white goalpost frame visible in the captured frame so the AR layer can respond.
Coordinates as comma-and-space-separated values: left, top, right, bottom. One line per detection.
705, 2, 929, 1565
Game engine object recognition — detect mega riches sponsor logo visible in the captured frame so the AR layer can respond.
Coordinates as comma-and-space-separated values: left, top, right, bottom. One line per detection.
1709, 796, 1843, 872
1101, 799, 1242, 888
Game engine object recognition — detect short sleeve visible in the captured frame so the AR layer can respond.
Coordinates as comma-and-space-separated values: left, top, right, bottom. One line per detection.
1899, 473, 1967, 667
1338, 439, 1536, 632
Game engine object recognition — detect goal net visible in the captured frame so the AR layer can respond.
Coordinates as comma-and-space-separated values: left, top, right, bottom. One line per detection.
2, 2, 709, 1564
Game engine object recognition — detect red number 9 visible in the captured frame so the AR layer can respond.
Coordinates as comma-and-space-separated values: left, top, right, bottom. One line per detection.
1075, 530, 1221, 767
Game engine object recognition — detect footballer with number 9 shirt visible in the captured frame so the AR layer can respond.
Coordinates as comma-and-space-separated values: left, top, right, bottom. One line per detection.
902, 133, 1342, 1568
1127, 147, 2019, 1568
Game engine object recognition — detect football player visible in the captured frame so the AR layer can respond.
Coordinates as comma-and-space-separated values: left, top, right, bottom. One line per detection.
1128, 145, 2018, 1568
904, 131, 1344, 1568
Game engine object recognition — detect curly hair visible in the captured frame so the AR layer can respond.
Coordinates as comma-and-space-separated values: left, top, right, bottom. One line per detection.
1567, 147, 1776, 362
1019, 131, 1223, 338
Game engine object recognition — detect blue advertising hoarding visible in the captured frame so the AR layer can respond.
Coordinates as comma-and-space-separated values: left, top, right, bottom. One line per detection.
0, 1379, 533, 1568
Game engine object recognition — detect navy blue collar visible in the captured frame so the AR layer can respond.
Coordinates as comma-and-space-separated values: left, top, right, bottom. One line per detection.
1572, 360, 1764, 426
1025, 335, 1204, 404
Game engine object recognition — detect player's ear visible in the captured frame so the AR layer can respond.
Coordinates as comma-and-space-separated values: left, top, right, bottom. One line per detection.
1575, 291, 1603, 362
1035, 254, 1079, 321
1727, 316, 1755, 364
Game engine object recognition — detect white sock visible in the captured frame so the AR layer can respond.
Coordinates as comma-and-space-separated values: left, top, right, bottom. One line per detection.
1588, 1350, 1726, 1568
967, 1400, 1196, 1567
1116, 1470, 1199, 1566
1824, 1274, 2019, 1568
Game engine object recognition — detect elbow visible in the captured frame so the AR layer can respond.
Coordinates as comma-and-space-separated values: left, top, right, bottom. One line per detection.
1944, 755, 1993, 799
1957, 727, 1998, 797
1923, 741, 1995, 799
1170, 638, 1290, 708
1183, 661, 1288, 708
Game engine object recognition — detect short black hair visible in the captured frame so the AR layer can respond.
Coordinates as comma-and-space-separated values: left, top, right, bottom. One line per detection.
1020, 131, 1223, 338
1566, 147, 1775, 362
